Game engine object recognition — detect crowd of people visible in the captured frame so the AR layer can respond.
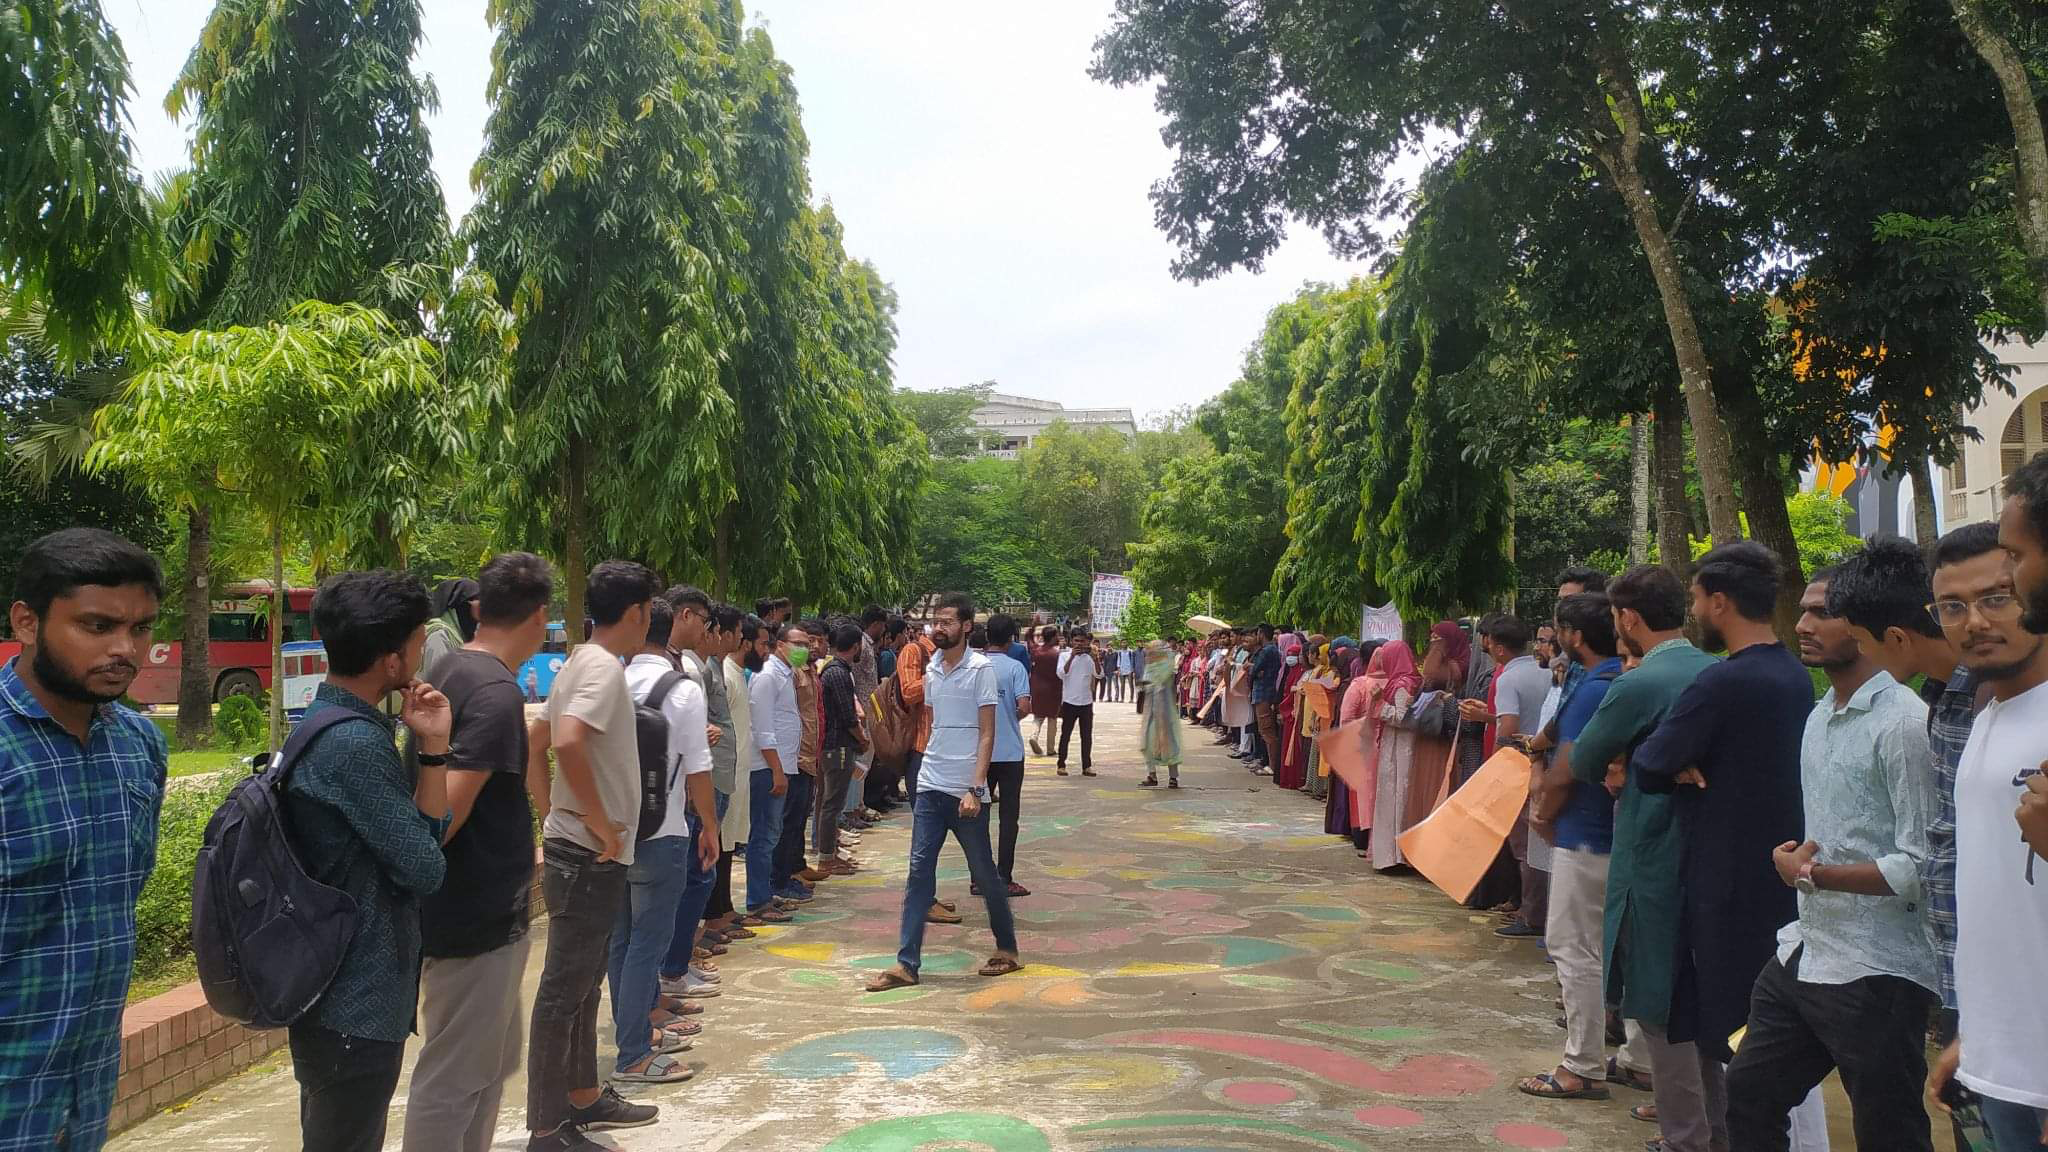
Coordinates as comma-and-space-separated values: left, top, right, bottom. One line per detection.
9, 454, 2048, 1152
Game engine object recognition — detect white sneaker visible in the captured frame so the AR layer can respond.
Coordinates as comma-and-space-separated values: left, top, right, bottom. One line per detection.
659, 974, 690, 997
688, 964, 721, 985
682, 975, 722, 998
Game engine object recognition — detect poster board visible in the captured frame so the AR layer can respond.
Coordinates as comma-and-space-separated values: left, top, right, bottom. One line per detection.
1090, 574, 1133, 633
1396, 748, 1531, 904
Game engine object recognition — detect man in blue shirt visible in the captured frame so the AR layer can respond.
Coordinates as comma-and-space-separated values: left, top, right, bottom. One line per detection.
978, 615, 1033, 896
0, 529, 167, 1152
865, 593, 1022, 993
1519, 593, 1630, 1102
1249, 624, 1283, 774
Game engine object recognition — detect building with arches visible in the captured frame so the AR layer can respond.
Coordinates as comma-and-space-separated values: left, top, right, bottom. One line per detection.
1943, 339, 2048, 527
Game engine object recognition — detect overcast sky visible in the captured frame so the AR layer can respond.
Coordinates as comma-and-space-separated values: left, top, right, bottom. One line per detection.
105, 1, 1374, 421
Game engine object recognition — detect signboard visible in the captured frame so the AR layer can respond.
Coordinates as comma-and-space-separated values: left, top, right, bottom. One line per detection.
1090, 574, 1134, 633
1361, 602, 1403, 644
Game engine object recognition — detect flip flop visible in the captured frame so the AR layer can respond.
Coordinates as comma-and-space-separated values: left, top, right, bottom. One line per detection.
614, 1053, 693, 1084
1632, 1105, 1659, 1123
1607, 1057, 1654, 1092
864, 969, 918, 993
978, 954, 1024, 977
1516, 1072, 1610, 1100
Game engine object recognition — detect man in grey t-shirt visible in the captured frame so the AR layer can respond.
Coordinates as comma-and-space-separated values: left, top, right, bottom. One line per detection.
1485, 615, 1553, 941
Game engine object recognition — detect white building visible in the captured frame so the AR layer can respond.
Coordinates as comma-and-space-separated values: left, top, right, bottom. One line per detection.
969, 392, 1137, 458
1944, 339, 2048, 526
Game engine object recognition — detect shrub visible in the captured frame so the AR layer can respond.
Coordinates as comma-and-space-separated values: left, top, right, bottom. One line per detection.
215, 694, 266, 750
132, 774, 236, 985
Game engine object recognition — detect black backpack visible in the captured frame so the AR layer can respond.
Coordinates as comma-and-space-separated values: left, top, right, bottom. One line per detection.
634, 670, 686, 841
191, 709, 370, 1029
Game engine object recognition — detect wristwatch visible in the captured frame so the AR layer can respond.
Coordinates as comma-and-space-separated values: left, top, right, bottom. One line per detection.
417, 750, 450, 767
1794, 861, 1819, 894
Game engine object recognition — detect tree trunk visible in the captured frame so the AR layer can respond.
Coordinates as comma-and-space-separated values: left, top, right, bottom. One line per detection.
712, 502, 734, 599
1715, 372, 1804, 643
371, 507, 399, 570
1653, 387, 1694, 584
564, 434, 588, 652
1629, 414, 1652, 565
1910, 456, 1942, 561
269, 521, 285, 754
1952, 0, 2048, 328
176, 504, 213, 749
1592, 58, 1745, 546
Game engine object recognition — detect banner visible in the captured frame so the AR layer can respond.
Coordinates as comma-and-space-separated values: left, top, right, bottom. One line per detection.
1361, 603, 1403, 644
1396, 748, 1531, 904
1090, 573, 1134, 633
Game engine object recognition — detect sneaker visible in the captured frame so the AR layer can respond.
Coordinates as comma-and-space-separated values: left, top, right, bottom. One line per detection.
687, 964, 721, 984
659, 974, 691, 997
1495, 920, 1543, 939
777, 887, 814, 904
1167, 779, 1180, 789
1141, 776, 1159, 787
681, 975, 721, 999
1081, 768, 1098, 777
1006, 882, 1031, 897
570, 1084, 659, 1131
927, 902, 963, 925
1029, 738, 1043, 756
528, 1123, 605, 1151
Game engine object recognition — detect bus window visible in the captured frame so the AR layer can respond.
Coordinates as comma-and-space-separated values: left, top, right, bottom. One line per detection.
208, 612, 265, 642
280, 611, 315, 643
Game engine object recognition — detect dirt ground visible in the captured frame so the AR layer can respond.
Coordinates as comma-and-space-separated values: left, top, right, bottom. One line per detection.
114, 703, 1774, 1151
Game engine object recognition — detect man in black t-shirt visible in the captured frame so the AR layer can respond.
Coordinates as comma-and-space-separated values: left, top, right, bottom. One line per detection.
404, 553, 555, 1152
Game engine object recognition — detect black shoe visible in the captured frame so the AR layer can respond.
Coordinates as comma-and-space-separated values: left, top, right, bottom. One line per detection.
529, 1124, 605, 1151
571, 1084, 659, 1131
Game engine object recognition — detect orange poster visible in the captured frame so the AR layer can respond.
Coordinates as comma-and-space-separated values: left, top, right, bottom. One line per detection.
1397, 748, 1531, 904
1315, 717, 1371, 794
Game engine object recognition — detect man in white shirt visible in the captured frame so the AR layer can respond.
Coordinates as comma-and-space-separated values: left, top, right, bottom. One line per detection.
745, 622, 805, 920
864, 593, 1022, 992
1056, 629, 1099, 777
608, 598, 716, 1087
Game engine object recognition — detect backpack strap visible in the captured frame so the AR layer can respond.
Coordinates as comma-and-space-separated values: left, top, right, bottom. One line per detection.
645, 670, 689, 792
267, 708, 378, 781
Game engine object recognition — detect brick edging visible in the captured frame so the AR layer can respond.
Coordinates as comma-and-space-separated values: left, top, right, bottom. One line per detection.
112, 847, 548, 1134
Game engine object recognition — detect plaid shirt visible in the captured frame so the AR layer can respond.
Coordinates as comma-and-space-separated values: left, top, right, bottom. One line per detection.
1924, 667, 1977, 1009
0, 657, 166, 1152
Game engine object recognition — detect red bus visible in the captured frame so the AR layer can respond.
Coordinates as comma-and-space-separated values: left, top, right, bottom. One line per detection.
0, 581, 316, 706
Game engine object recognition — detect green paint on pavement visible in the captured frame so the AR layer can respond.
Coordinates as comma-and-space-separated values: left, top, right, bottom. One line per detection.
1218, 937, 1308, 966
1282, 1020, 1435, 1045
1276, 905, 1362, 922
1073, 1113, 1372, 1151
823, 1112, 1051, 1152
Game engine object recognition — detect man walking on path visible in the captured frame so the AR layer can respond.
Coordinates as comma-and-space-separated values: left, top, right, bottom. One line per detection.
0, 529, 166, 1152
406, 553, 554, 1152
977, 615, 1033, 896
1057, 629, 1099, 777
864, 593, 1023, 993
1562, 565, 1720, 1152
527, 562, 663, 1150
1723, 567, 1939, 1152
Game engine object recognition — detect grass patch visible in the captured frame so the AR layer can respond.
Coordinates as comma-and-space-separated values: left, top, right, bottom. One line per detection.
127, 953, 199, 1004
168, 749, 250, 778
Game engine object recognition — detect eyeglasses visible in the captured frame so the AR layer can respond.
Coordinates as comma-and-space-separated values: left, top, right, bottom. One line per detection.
1926, 593, 2023, 628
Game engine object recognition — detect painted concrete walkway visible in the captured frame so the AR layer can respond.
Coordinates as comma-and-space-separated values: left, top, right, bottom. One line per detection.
113, 704, 1650, 1152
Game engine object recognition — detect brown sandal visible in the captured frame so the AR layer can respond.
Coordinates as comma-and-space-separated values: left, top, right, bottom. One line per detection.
978, 954, 1024, 978
864, 969, 918, 993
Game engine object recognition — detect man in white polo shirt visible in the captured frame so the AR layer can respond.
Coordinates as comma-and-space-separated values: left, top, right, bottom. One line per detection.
863, 592, 1023, 993
1056, 629, 1098, 777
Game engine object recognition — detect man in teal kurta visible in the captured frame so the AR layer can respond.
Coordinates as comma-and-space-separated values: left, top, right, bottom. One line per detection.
1565, 566, 1721, 1152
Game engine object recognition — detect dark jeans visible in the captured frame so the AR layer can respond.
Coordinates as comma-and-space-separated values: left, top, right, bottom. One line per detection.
526, 838, 625, 1134
1983, 1097, 2048, 1152
660, 814, 718, 979
1724, 946, 1935, 1152
774, 771, 815, 893
706, 790, 734, 920
904, 748, 923, 797
816, 746, 856, 857
896, 789, 1018, 975
744, 768, 785, 910
989, 759, 1025, 881
288, 1023, 405, 1152
1057, 702, 1093, 769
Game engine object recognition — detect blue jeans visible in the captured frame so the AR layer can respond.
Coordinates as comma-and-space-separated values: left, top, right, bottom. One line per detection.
605, 835, 688, 1073
774, 771, 815, 894
1984, 1097, 2048, 1152
659, 813, 717, 981
896, 789, 1018, 977
745, 769, 785, 911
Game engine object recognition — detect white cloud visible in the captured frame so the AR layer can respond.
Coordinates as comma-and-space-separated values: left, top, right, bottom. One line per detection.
105, 0, 1380, 418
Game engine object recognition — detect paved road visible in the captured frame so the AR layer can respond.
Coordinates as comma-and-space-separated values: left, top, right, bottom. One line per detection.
114, 703, 1648, 1151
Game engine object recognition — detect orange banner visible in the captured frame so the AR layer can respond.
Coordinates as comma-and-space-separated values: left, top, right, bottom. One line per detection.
1397, 748, 1531, 904
1316, 717, 1371, 793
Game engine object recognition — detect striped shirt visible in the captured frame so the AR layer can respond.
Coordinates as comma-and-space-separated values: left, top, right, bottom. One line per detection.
0, 658, 167, 1152
1924, 668, 1977, 1009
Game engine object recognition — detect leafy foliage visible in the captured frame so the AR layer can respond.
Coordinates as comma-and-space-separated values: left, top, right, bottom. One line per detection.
1018, 422, 1145, 579
133, 773, 237, 984
1118, 587, 1163, 645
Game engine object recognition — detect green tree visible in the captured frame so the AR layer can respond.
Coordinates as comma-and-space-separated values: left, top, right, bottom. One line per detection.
1118, 587, 1163, 645
465, 0, 742, 633
1947, 0, 2048, 326
1018, 422, 1144, 578
896, 383, 994, 459
2, 0, 161, 357
91, 302, 443, 750
911, 456, 1085, 614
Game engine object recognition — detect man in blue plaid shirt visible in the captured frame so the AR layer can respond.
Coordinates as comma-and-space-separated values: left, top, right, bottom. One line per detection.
0, 529, 168, 1152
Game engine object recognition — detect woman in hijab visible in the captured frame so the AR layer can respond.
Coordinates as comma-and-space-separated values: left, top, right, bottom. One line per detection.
421, 577, 480, 682
1324, 640, 1375, 839
1364, 640, 1424, 868
1139, 640, 1184, 788
1273, 634, 1310, 789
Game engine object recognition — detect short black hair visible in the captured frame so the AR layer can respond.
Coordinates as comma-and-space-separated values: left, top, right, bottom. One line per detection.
1609, 564, 1688, 631
1475, 613, 1499, 639
707, 601, 743, 636
937, 591, 974, 623
1491, 614, 1531, 652
313, 570, 433, 677
1558, 564, 1609, 593
755, 597, 778, 618
666, 584, 710, 615
586, 561, 658, 626
1693, 540, 1782, 622
968, 623, 990, 649
13, 528, 163, 618
1826, 536, 1941, 640
987, 613, 1019, 647
739, 614, 765, 645
2010, 449, 2048, 554
645, 596, 676, 646
1068, 626, 1092, 641
476, 552, 553, 627
830, 622, 863, 653
1257, 623, 1276, 639
860, 604, 887, 627
1039, 624, 1060, 643
885, 616, 909, 641
1554, 593, 1618, 658
1934, 521, 2002, 570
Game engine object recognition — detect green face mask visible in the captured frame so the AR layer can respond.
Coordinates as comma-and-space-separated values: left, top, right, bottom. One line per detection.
788, 645, 811, 666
